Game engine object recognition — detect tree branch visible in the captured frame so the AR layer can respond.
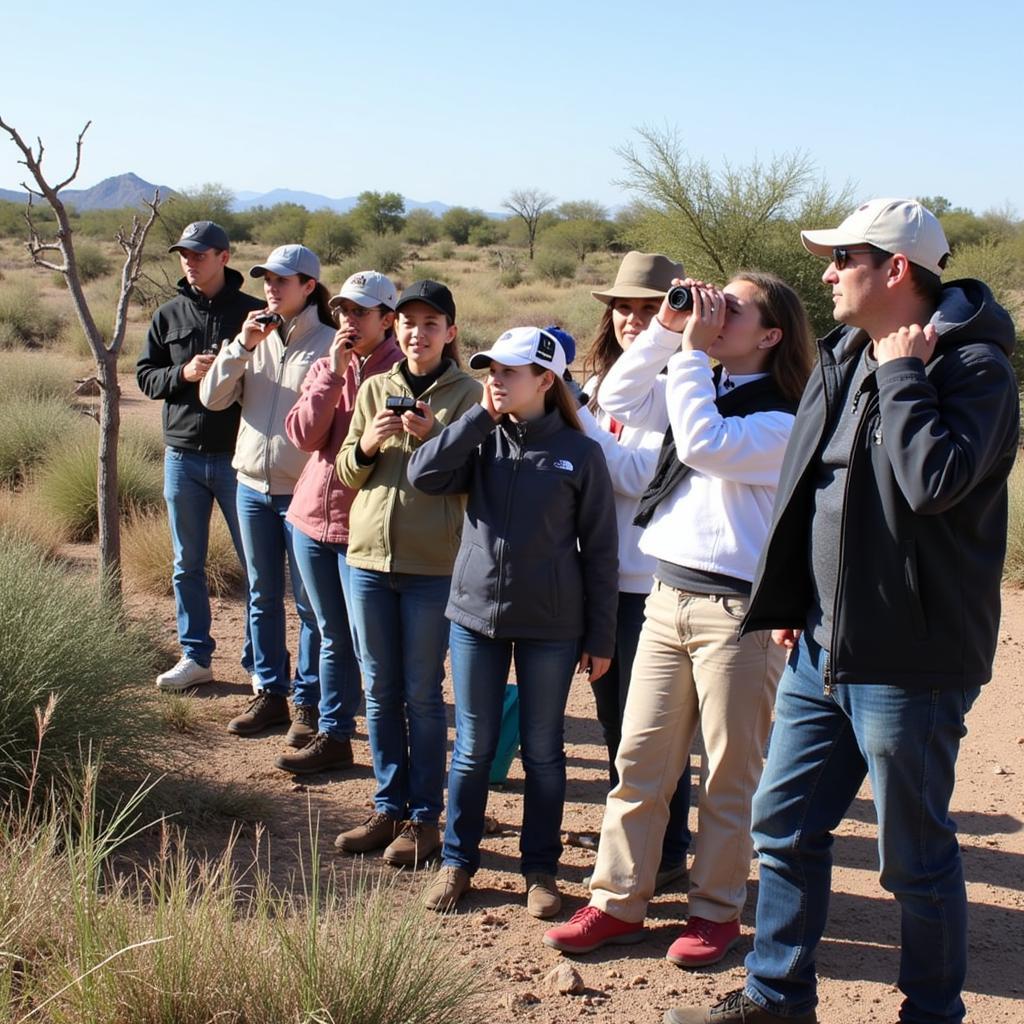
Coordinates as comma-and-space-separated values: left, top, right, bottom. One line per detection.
54, 120, 91, 191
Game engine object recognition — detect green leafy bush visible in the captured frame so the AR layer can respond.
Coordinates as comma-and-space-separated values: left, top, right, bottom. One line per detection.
533, 248, 576, 284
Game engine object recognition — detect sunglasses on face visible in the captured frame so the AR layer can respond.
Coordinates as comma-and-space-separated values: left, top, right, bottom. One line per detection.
832, 246, 885, 270
335, 305, 385, 321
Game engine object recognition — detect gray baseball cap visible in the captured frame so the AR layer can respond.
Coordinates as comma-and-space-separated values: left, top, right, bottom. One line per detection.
249, 244, 321, 280
329, 270, 398, 311
168, 220, 230, 254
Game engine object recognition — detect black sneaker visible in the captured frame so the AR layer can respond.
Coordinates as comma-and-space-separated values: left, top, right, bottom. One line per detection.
227, 693, 290, 736
275, 733, 354, 774
664, 989, 817, 1024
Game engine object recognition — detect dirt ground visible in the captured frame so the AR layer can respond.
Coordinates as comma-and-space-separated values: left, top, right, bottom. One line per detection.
117, 373, 1023, 1024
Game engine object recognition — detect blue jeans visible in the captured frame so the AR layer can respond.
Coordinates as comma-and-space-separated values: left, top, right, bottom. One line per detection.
163, 447, 252, 671
590, 589, 692, 868
444, 623, 580, 877
745, 634, 980, 1024
289, 531, 361, 740
346, 568, 451, 823
235, 483, 319, 702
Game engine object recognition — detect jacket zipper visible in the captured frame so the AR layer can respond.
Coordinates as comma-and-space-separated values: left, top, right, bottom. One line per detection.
826, 381, 877, 694
491, 421, 526, 638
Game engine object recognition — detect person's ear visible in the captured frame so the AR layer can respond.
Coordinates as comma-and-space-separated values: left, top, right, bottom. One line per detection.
382, 310, 396, 330
537, 369, 556, 393
887, 254, 912, 288
757, 328, 782, 350
216, 249, 230, 268
446, 322, 459, 343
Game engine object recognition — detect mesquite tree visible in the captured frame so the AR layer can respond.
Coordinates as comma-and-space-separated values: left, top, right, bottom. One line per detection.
0, 116, 161, 601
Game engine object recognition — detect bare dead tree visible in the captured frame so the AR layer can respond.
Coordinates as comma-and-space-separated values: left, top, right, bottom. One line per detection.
502, 188, 556, 260
0, 115, 162, 602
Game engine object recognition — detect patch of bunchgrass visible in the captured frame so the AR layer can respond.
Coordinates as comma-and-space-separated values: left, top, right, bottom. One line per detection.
36, 433, 164, 541
0, 349, 76, 403
0, 396, 84, 488
0, 278, 65, 347
0, 765, 485, 1024
0, 489, 69, 556
122, 508, 245, 598
0, 534, 161, 793
1003, 459, 1024, 586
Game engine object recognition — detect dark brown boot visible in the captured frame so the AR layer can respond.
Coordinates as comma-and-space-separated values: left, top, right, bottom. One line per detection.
383, 820, 441, 868
227, 693, 290, 736
275, 733, 354, 774
285, 704, 319, 748
334, 812, 403, 854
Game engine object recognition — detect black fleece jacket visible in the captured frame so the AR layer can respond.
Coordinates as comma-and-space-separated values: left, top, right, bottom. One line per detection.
742, 279, 1019, 689
408, 404, 619, 656
136, 268, 263, 452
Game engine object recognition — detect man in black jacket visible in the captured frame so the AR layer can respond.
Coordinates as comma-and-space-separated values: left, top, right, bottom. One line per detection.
666, 200, 1018, 1024
136, 221, 263, 692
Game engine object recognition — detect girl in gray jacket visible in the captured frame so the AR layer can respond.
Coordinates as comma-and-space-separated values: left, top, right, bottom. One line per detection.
408, 325, 618, 919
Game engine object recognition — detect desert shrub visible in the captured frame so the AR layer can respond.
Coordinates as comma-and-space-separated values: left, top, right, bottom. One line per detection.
0, 349, 74, 403
354, 234, 405, 274
0, 534, 160, 790
0, 280, 64, 347
403, 208, 440, 245
435, 241, 455, 261
0, 488, 68, 556
304, 209, 361, 263
498, 265, 523, 289
65, 240, 113, 284
124, 419, 167, 463
123, 508, 244, 598
36, 434, 164, 540
0, 396, 82, 487
533, 248, 576, 284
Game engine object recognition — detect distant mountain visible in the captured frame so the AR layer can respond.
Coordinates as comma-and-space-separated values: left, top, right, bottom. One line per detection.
231, 189, 461, 217
0, 172, 174, 210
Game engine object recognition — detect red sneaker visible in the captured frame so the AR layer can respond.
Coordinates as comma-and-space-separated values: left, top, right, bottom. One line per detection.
665, 916, 741, 967
543, 905, 646, 954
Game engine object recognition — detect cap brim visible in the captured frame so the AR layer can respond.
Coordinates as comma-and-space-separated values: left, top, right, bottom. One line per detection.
329, 290, 388, 310
396, 296, 451, 318
169, 240, 213, 254
249, 262, 298, 278
591, 285, 668, 304
799, 228, 863, 259
468, 349, 535, 370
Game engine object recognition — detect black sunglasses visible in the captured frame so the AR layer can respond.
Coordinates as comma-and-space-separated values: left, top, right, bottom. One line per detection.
832, 245, 886, 270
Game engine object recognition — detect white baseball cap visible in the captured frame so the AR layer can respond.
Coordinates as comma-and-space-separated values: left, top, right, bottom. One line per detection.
329, 270, 398, 311
469, 326, 567, 377
800, 198, 950, 277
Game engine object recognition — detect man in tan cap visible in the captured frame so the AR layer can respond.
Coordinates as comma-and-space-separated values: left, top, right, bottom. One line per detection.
666, 199, 1019, 1023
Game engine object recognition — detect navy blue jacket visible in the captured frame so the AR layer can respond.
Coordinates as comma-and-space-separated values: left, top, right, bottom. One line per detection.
408, 404, 619, 656
742, 279, 1019, 689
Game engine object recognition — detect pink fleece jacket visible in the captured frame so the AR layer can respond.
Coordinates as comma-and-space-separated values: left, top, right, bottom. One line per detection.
285, 334, 403, 545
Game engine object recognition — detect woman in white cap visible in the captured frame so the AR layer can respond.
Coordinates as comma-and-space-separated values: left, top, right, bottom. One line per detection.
200, 244, 335, 741
577, 251, 694, 891
407, 326, 618, 918
271, 271, 406, 775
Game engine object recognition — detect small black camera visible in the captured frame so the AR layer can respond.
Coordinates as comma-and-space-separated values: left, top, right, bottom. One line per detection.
255, 312, 284, 327
665, 286, 695, 313
385, 395, 423, 417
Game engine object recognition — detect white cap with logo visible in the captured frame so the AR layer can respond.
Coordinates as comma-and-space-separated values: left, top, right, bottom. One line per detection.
469, 326, 567, 377
800, 198, 951, 277
329, 270, 398, 311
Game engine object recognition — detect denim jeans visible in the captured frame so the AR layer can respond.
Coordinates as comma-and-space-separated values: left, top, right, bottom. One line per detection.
590, 589, 692, 868
235, 483, 319, 703
163, 447, 252, 671
444, 623, 580, 877
289, 531, 361, 740
745, 634, 980, 1024
346, 568, 451, 823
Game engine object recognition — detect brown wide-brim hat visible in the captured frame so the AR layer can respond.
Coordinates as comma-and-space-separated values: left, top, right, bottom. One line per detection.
591, 251, 685, 304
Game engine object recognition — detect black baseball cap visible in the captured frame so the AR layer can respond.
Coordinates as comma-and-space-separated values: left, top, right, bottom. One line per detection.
395, 280, 456, 322
168, 220, 230, 254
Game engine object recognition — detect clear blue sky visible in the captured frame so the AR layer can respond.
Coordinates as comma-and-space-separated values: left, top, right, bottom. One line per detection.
1, 0, 1020, 214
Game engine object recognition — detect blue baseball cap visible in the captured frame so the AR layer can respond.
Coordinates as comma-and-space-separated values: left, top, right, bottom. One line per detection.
542, 325, 576, 366
250, 244, 321, 280
169, 220, 230, 254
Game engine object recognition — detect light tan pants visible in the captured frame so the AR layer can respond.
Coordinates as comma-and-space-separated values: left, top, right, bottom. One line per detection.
590, 581, 785, 923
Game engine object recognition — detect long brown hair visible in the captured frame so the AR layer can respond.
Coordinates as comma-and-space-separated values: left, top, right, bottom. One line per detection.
731, 271, 814, 404
529, 365, 582, 432
297, 275, 336, 328
582, 304, 620, 412
443, 318, 463, 368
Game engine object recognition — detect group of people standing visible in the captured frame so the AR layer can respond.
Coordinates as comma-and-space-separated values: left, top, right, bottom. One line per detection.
137, 196, 1018, 1024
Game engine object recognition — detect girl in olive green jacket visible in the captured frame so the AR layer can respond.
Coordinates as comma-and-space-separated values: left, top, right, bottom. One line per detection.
333, 281, 481, 868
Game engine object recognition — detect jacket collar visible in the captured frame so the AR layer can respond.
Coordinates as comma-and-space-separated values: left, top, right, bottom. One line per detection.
498, 407, 565, 445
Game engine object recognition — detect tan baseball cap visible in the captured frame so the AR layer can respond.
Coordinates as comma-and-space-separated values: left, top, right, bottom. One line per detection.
592, 251, 685, 304
800, 198, 950, 277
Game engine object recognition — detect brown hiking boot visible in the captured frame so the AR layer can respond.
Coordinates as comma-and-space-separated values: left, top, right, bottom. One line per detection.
525, 872, 562, 918
423, 865, 471, 912
285, 704, 319, 748
274, 733, 354, 774
383, 820, 440, 868
334, 812, 403, 855
227, 693, 290, 736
